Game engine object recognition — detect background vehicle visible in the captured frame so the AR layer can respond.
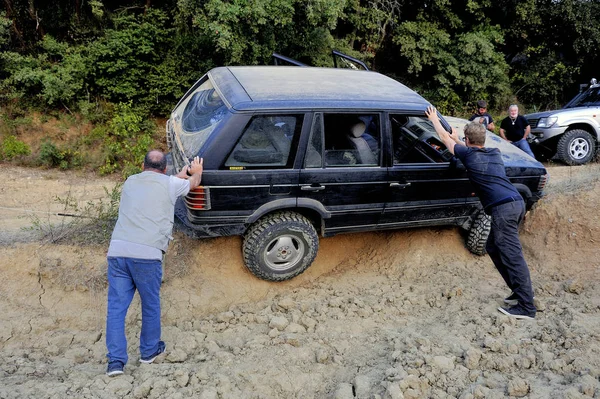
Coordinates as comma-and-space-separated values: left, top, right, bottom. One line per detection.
525, 78, 600, 165
167, 66, 548, 281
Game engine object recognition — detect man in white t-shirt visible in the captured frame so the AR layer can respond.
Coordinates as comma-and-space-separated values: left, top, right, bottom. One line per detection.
105, 150, 203, 376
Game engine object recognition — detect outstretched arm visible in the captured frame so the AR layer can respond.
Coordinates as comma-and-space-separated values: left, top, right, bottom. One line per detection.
175, 156, 203, 189
425, 106, 462, 155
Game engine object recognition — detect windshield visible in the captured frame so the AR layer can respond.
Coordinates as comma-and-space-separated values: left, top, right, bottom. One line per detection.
566, 86, 600, 108
171, 79, 228, 158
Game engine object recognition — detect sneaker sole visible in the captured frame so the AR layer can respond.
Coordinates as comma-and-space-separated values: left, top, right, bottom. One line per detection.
140, 344, 166, 364
497, 307, 535, 320
140, 356, 158, 364
107, 369, 124, 377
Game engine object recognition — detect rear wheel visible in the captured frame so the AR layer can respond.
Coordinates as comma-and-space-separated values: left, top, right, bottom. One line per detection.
466, 211, 491, 256
243, 211, 319, 281
556, 129, 595, 165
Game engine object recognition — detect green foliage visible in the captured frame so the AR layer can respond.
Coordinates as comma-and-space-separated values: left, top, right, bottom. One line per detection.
0, 12, 11, 49
2, 0, 600, 121
99, 102, 155, 177
0, 35, 89, 106
38, 140, 82, 169
1, 135, 31, 159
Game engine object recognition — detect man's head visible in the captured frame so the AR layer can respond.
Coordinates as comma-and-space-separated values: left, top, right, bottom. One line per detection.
508, 104, 519, 118
476, 100, 487, 115
464, 122, 486, 147
143, 150, 167, 173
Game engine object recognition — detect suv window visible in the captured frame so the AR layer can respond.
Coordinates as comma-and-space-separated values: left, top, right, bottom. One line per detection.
391, 114, 449, 164
224, 115, 302, 169
173, 79, 228, 158
318, 113, 380, 167
567, 86, 600, 107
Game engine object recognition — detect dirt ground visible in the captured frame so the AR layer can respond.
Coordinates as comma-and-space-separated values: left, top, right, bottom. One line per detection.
1, 163, 599, 399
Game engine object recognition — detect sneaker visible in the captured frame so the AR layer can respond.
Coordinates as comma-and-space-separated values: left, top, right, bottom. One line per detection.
106, 360, 124, 377
504, 292, 536, 306
497, 306, 535, 320
140, 341, 166, 364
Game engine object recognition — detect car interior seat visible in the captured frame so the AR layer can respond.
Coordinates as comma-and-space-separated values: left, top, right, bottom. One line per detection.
347, 121, 377, 165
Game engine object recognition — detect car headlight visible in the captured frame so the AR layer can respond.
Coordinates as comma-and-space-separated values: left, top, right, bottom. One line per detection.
537, 116, 558, 128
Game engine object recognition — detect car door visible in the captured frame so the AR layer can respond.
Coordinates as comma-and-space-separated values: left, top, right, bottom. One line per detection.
189, 113, 303, 228
298, 112, 387, 235
382, 113, 480, 229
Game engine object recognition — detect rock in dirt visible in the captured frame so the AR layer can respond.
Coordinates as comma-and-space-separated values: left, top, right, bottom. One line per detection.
507, 377, 530, 397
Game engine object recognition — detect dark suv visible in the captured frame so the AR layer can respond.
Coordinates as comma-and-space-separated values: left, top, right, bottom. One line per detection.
167, 66, 548, 281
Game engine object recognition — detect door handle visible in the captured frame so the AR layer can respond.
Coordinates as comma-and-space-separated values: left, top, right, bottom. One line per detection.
390, 182, 411, 189
301, 184, 326, 192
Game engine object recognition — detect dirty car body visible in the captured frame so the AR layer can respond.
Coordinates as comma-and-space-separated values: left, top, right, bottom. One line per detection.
167, 66, 548, 281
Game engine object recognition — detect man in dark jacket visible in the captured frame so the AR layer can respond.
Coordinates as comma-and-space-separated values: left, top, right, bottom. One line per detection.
426, 106, 536, 320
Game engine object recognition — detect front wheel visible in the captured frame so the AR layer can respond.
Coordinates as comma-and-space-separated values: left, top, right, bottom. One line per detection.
243, 211, 319, 281
466, 211, 491, 256
556, 129, 595, 165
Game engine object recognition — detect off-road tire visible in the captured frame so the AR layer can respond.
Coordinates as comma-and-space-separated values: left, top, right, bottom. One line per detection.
466, 211, 491, 256
243, 211, 319, 281
556, 129, 595, 165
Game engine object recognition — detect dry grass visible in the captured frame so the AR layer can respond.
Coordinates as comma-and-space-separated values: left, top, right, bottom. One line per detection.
544, 162, 600, 196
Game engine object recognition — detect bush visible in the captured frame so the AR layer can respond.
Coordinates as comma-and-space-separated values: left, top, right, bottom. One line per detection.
38, 140, 82, 169
1, 135, 31, 159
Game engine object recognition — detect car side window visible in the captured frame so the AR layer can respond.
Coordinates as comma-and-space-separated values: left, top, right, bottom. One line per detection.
304, 114, 323, 168
321, 113, 381, 167
224, 115, 302, 169
391, 114, 450, 164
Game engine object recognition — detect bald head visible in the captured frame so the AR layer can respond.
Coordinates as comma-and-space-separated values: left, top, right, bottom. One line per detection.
143, 150, 167, 172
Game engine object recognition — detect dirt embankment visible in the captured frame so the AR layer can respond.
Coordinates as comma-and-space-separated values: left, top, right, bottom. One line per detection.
1, 164, 599, 399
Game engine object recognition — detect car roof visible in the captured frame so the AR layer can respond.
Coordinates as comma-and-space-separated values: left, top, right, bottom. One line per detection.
208, 66, 430, 112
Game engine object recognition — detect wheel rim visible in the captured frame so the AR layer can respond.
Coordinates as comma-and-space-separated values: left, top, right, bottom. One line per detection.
263, 234, 305, 271
569, 138, 590, 160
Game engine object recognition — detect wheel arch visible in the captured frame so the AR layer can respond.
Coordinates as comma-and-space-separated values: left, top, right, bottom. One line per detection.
245, 198, 329, 232
565, 123, 599, 141
513, 183, 534, 210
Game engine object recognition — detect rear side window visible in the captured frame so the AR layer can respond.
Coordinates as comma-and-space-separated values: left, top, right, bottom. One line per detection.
172, 79, 228, 158
319, 113, 381, 167
224, 115, 302, 169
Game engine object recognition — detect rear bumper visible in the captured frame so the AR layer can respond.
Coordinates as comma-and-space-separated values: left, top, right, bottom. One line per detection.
174, 198, 246, 238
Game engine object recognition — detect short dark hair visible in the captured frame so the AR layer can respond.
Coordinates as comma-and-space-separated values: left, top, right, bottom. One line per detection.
464, 122, 486, 146
476, 100, 487, 109
144, 151, 167, 171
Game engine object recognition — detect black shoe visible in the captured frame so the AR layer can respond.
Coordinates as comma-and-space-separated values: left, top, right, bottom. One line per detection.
497, 306, 535, 320
106, 360, 124, 377
140, 341, 166, 364
504, 292, 536, 306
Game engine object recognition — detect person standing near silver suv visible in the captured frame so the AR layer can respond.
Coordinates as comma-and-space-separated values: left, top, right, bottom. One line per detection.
500, 105, 536, 158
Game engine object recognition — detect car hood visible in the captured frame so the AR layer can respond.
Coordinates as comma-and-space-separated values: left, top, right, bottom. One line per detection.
525, 106, 600, 120
444, 116, 546, 172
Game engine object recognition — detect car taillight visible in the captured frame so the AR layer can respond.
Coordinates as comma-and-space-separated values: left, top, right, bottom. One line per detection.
537, 174, 549, 191
184, 186, 211, 210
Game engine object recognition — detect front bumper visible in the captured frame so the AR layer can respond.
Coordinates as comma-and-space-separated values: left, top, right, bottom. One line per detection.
528, 126, 567, 144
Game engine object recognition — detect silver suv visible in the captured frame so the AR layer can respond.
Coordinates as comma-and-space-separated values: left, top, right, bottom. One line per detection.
525, 78, 600, 165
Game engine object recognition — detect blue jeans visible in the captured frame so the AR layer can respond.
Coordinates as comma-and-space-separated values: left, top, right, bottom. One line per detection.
485, 200, 536, 316
512, 138, 535, 158
106, 257, 163, 364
